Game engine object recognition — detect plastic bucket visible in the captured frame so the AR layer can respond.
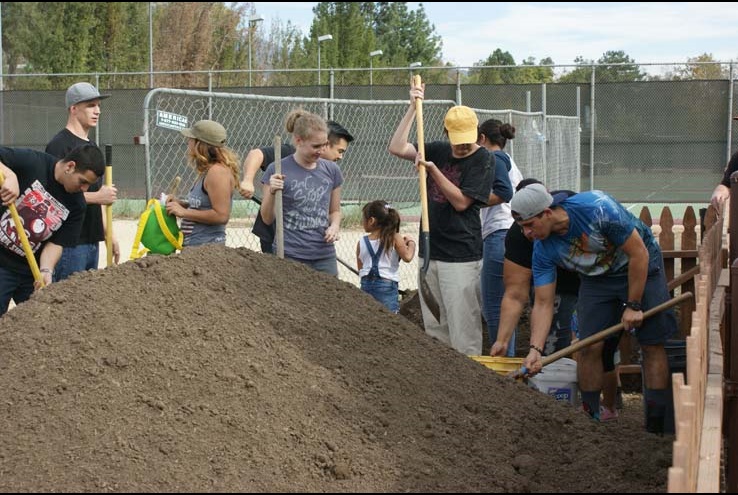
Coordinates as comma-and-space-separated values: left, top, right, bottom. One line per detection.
528, 358, 580, 406
470, 356, 524, 375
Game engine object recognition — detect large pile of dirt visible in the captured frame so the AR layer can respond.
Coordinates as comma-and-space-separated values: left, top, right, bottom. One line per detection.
0, 245, 671, 492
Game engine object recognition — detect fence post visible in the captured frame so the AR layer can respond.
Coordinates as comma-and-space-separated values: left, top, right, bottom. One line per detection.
680, 207, 697, 338
589, 66, 596, 190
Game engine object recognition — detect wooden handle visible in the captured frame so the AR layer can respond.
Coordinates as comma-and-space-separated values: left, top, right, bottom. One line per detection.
413, 74, 430, 234
274, 136, 284, 259
168, 176, 182, 197
541, 291, 694, 367
0, 169, 44, 286
104, 144, 114, 266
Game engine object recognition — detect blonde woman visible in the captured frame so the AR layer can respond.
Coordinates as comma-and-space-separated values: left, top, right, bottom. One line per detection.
166, 120, 239, 246
260, 109, 343, 275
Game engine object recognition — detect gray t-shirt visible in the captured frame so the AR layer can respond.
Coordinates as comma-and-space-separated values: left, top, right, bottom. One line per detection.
261, 155, 343, 260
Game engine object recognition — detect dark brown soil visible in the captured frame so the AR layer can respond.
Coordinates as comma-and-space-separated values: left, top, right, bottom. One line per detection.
0, 244, 671, 492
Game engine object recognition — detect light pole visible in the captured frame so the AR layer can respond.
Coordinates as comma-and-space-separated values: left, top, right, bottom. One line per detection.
369, 49, 383, 88
149, 2, 154, 88
317, 34, 333, 87
248, 15, 264, 88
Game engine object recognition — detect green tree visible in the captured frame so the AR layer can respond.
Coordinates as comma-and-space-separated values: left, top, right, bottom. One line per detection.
559, 51, 645, 83
470, 49, 516, 84
670, 53, 728, 80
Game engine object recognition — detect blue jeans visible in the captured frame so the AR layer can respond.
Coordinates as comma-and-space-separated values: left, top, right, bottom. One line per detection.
288, 256, 338, 277
481, 229, 515, 356
361, 277, 400, 313
0, 265, 35, 316
53, 243, 99, 283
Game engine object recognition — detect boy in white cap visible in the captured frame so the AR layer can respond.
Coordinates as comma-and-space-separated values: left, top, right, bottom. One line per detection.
510, 182, 677, 433
46, 82, 118, 280
388, 79, 492, 356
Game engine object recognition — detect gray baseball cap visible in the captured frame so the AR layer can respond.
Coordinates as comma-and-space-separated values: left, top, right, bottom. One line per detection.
66, 82, 110, 108
180, 120, 227, 147
510, 183, 568, 221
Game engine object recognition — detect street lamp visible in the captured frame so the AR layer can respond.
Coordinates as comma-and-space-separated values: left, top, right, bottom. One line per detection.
317, 34, 333, 86
369, 49, 383, 87
248, 15, 264, 87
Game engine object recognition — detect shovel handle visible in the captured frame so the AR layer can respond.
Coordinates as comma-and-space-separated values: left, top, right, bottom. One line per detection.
273, 135, 284, 259
104, 144, 114, 266
511, 291, 693, 379
413, 75, 430, 235
0, 169, 44, 286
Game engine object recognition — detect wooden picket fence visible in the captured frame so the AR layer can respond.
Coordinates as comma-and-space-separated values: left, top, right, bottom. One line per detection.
609, 204, 726, 491
616, 206, 700, 378
665, 203, 725, 492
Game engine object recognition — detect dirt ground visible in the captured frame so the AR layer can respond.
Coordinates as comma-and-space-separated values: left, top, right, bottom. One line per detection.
0, 244, 672, 492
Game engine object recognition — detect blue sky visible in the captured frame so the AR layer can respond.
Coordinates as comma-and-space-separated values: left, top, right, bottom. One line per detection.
252, 2, 738, 68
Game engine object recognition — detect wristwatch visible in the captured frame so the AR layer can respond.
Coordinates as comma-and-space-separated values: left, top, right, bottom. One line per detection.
623, 300, 642, 311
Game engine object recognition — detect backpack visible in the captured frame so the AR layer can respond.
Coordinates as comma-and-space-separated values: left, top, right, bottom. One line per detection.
129, 198, 183, 259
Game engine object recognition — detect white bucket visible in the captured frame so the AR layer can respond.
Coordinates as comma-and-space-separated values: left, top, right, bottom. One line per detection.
528, 358, 579, 406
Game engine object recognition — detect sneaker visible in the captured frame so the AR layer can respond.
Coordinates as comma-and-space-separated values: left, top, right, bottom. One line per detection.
599, 405, 619, 422
582, 403, 600, 421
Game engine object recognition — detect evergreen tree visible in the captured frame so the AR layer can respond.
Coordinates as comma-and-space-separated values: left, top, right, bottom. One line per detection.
559, 51, 645, 83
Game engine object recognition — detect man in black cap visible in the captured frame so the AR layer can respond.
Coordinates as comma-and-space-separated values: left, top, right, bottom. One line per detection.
510, 182, 677, 433
46, 82, 119, 281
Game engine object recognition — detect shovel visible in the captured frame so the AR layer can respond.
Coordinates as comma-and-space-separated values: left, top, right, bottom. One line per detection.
413, 74, 441, 322
104, 144, 114, 266
0, 169, 44, 287
273, 135, 284, 259
510, 291, 693, 379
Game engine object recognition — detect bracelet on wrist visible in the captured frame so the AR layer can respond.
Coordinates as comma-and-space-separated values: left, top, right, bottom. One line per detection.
40, 268, 53, 275
529, 344, 543, 355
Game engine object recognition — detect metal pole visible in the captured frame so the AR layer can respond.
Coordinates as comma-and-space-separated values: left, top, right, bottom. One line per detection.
455, 67, 462, 105
589, 65, 596, 191
149, 2, 154, 88
318, 44, 321, 87
95, 74, 101, 146
576, 85, 582, 192
247, 17, 263, 88
541, 82, 547, 185
0, 3, 3, 92
526, 91, 531, 113
248, 28, 253, 88
728, 62, 734, 161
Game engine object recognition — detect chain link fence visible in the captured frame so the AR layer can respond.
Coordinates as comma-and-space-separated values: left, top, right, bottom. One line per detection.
143, 88, 579, 290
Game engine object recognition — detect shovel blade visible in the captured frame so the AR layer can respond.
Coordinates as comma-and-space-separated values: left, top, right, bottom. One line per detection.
418, 232, 440, 322
419, 273, 440, 322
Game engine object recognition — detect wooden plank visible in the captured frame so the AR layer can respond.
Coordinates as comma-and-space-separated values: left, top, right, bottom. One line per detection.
661, 207, 675, 284
662, 250, 699, 259
668, 466, 686, 493
703, 204, 719, 233
639, 206, 653, 227
682, 206, 697, 250
617, 364, 641, 375
678, 207, 698, 339
696, 374, 723, 493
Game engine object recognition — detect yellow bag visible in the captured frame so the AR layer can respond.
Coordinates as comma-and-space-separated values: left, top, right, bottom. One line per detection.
129, 199, 183, 259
